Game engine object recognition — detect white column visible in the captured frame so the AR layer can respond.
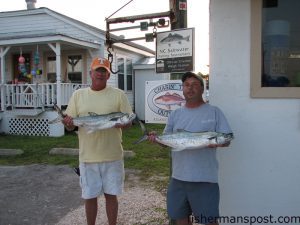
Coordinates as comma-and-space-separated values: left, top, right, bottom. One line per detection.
1, 46, 11, 111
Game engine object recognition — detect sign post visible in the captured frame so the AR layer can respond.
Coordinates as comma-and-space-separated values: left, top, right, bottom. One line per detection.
168, 1, 187, 224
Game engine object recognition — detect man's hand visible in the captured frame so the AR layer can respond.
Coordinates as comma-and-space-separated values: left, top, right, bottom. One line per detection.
62, 115, 76, 131
207, 141, 231, 148
114, 122, 132, 129
147, 131, 157, 143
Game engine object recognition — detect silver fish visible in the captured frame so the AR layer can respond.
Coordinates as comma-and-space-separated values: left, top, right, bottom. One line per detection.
50, 104, 136, 134
154, 131, 233, 151
160, 33, 190, 46
135, 121, 233, 151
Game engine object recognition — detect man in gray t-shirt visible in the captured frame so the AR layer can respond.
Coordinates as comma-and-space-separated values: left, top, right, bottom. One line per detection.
148, 72, 232, 225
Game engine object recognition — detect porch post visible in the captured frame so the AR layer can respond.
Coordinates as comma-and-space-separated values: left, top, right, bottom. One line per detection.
55, 43, 62, 108
0, 46, 11, 111
48, 43, 62, 108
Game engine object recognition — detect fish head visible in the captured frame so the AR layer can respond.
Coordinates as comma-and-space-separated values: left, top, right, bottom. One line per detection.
118, 113, 136, 124
216, 133, 234, 144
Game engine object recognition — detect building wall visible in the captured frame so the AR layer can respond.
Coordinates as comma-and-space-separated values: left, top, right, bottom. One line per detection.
134, 65, 170, 120
210, 0, 300, 223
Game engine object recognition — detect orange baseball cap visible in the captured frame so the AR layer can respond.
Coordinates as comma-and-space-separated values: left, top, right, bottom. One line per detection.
90, 57, 111, 72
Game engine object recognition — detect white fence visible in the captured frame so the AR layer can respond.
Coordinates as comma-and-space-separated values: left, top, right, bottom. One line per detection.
0, 83, 89, 110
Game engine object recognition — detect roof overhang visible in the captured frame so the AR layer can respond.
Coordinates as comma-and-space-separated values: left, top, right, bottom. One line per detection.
0, 34, 101, 49
113, 42, 155, 57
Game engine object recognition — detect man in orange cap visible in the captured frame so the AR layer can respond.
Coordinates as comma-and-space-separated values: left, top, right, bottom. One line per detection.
62, 57, 133, 225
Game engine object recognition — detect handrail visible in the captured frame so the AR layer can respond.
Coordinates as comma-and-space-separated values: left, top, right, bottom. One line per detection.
1, 83, 89, 110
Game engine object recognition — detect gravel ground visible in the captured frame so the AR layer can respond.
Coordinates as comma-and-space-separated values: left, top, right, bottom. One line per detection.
56, 186, 168, 225
0, 164, 169, 225
56, 170, 169, 225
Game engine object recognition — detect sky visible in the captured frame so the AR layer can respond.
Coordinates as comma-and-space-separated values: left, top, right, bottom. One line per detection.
0, 0, 209, 74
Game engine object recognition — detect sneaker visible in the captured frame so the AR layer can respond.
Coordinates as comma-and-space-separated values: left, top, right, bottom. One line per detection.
73, 167, 80, 176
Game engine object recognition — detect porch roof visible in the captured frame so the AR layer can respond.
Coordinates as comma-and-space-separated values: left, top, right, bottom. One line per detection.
0, 31, 101, 49
0, 7, 155, 56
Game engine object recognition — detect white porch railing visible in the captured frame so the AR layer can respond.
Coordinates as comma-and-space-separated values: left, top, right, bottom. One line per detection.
0, 83, 89, 110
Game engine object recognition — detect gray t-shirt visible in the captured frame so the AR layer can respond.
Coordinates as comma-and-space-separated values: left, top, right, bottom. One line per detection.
164, 103, 232, 183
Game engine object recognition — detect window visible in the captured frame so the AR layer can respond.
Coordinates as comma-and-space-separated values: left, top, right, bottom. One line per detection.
67, 55, 82, 83
170, 73, 184, 80
126, 58, 133, 91
117, 57, 133, 91
117, 58, 124, 90
251, 0, 300, 98
47, 56, 56, 83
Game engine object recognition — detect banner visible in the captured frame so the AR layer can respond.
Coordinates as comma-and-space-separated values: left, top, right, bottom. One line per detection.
145, 80, 185, 123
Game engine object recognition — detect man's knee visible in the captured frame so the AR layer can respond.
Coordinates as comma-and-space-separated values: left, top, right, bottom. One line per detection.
104, 193, 117, 201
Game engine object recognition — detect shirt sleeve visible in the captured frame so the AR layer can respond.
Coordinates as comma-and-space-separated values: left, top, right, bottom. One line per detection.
163, 111, 175, 134
65, 91, 78, 118
215, 107, 232, 133
119, 91, 133, 114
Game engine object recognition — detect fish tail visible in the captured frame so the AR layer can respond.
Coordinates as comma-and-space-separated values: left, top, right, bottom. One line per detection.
133, 117, 149, 144
48, 104, 65, 124
133, 134, 148, 145
132, 114, 146, 133
53, 104, 66, 117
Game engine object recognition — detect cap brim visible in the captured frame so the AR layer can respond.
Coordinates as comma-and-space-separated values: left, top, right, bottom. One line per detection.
92, 65, 111, 72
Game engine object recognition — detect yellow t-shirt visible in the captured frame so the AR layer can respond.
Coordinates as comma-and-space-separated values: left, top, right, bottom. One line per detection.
65, 86, 133, 163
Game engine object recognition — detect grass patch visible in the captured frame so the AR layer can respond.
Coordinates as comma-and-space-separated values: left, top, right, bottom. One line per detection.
0, 123, 171, 178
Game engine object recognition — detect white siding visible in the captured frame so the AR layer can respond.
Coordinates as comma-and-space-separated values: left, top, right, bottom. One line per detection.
0, 12, 100, 43
0, 8, 154, 114
210, 0, 300, 224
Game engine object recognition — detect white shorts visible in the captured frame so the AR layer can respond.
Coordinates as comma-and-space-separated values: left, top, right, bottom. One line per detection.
79, 160, 124, 199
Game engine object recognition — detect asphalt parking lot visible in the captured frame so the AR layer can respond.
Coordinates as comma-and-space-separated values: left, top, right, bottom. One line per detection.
0, 164, 82, 225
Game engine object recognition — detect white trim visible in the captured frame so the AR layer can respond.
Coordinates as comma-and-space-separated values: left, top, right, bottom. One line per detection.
1, 46, 11, 110
0, 35, 100, 49
116, 54, 134, 92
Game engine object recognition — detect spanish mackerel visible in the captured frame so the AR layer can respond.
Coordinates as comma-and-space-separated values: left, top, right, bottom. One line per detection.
135, 121, 233, 151
50, 104, 136, 134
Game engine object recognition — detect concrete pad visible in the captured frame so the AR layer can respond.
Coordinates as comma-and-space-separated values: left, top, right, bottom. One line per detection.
49, 148, 135, 158
49, 148, 78, 156
123, 150, 136, 158
0, 149, 24, 156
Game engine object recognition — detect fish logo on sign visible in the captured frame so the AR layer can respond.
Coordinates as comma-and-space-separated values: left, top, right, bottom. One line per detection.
154, 92, 185, 110
160, 33, 190, 47
147, 82, 184, 118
